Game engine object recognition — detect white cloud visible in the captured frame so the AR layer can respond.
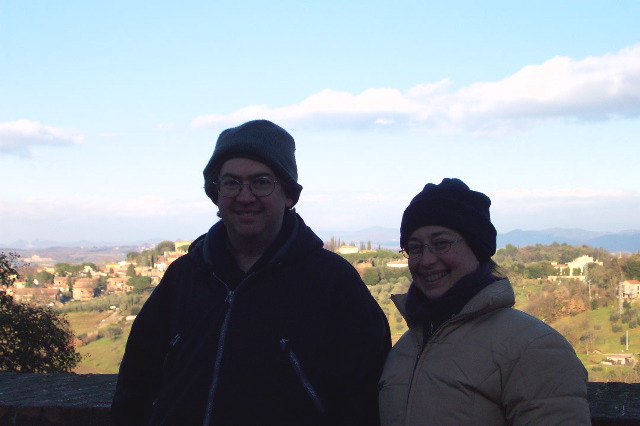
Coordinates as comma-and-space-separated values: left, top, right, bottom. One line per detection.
492, 188, 631, 201
490, 188, 640, 232
191, 44, 640, 136
0, 197, 216, 243
0, 120, 84, 156
356, 193, 391, 202
0, 196, 210, 220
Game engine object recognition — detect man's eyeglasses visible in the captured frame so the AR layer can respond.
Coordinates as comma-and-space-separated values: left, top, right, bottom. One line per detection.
400, 239, 463, 259
214, 176, 280, 198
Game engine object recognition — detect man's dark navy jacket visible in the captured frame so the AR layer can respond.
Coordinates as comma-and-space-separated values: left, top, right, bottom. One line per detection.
112, 212, 391, 425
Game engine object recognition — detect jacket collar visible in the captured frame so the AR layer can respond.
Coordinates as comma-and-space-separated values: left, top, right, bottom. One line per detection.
392, 278, 515, 324
187, 210, 323, 275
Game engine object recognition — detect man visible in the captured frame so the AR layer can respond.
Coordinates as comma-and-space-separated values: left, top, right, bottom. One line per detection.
112, 119, 391, 425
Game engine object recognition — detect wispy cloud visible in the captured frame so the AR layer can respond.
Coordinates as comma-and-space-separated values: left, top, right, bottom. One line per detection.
0, 196, 210, 220
0, 197, 216, 243
0, 120, 84, 156
492, 188, 633, 200
489, 188, 640, 232
191, 44, 640, 136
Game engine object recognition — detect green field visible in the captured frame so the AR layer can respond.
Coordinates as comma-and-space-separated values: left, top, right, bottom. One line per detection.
74, 335, 128, 374
551, 307, 640, 382
66, 311, 131, 374
66, 304, 639, 381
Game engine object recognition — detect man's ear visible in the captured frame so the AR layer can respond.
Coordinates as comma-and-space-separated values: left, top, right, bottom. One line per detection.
285, 197, 294, 210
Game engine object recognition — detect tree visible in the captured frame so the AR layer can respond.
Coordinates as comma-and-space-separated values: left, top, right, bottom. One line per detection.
622, 255, 640, 280
0, 292, 82, 372
128, 276, 152, 294
0, 252, 22, 287
126, 263, 137, 277
54, 262, 73, 277
525, 261, 556, 279
126, 252, 141, 262
0, 252, 81, 373
156, 240, 175, 254
362, 268, 380, 286
35, 270, 54, 285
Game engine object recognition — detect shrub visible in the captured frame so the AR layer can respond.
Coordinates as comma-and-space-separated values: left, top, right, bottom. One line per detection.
99, 326, 123, 340
0, 291, 82, 373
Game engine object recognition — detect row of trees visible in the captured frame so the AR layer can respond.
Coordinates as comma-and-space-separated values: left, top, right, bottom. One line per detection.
125, 240, 186, 267
323, 237, 381, 252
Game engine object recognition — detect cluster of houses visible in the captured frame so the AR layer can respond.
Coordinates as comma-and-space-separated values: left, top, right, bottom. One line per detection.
335, 244, 409, 270
6, 244, 640, 309
621, 279, 640, 301
549, 255, 604, 282
3, 241, 193, 306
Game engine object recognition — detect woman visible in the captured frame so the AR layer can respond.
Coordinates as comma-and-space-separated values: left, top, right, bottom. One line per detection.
378, 178, 590, 425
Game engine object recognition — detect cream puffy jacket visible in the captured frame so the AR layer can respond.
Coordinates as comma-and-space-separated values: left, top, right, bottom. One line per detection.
378, 278, 590, 425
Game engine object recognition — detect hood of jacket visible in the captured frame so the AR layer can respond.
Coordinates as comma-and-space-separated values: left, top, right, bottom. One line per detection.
186, 209, 324, 275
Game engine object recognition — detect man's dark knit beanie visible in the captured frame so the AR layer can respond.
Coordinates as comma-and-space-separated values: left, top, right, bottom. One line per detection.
203, 119, 303, 206
400, 178, 497, 262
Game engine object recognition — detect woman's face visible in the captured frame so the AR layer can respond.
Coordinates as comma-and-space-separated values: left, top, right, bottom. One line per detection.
407, 225, 480, 300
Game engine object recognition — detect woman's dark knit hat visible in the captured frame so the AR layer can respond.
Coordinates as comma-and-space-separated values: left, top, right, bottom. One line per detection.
203, 119, 303, 205
400, 178, 497, 262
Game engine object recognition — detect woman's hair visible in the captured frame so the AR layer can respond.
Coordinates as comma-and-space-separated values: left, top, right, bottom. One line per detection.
487, 259, 505, 278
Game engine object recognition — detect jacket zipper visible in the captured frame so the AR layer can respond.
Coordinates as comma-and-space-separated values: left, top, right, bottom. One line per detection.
280, 338, 326, 414
405, 321, 429, 404
202, 288, 235, 425
203, 269, 260, 426
161, 333, 182, 373
406, 317, 465, 411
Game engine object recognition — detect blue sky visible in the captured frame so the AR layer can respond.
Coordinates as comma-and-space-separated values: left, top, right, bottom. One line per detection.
1, 1, 639, 246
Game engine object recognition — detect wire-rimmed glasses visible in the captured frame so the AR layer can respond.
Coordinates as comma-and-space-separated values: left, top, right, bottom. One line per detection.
215, 176, 280, 198
400, 239, 463, 259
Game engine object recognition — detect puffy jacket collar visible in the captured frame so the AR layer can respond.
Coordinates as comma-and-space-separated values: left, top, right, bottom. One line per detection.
392, 278, 516, 324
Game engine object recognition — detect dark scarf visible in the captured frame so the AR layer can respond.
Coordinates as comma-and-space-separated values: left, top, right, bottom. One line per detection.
405, 263, 497, 342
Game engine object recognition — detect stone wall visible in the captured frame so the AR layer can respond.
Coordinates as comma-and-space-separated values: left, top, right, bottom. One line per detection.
1, 373, 639, 425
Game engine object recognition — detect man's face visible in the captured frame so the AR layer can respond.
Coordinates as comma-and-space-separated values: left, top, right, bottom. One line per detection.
217, 157, 293, 248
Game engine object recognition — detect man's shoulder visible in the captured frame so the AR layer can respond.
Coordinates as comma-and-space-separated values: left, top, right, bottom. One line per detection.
162, 252, 202, 278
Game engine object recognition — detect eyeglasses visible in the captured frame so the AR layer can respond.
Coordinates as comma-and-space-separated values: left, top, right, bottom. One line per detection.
400, 239, 463, 259
214, 176, 280, 198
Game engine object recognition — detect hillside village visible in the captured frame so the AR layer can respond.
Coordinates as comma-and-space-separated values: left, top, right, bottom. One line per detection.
3, 239, 640, 381
4, 240, 192, 306
5, 240, 640, 311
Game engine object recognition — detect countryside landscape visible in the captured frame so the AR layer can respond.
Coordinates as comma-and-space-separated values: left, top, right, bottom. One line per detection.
2, 232, 640, 383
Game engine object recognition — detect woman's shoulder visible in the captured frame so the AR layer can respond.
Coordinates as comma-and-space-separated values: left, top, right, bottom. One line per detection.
482, 307, 578, 362
487, 306, 559, 337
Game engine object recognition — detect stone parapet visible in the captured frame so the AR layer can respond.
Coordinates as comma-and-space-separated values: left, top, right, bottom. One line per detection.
0, 373, 639, 425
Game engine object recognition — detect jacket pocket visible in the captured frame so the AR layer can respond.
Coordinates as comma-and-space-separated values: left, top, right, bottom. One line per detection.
279, 338, 326, 414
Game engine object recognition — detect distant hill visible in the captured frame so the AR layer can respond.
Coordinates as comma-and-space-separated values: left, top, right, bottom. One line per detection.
2, 228, 639, 264
1, 238, 164, 250
318, 227, 640, 253
496, 228, 640, 253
